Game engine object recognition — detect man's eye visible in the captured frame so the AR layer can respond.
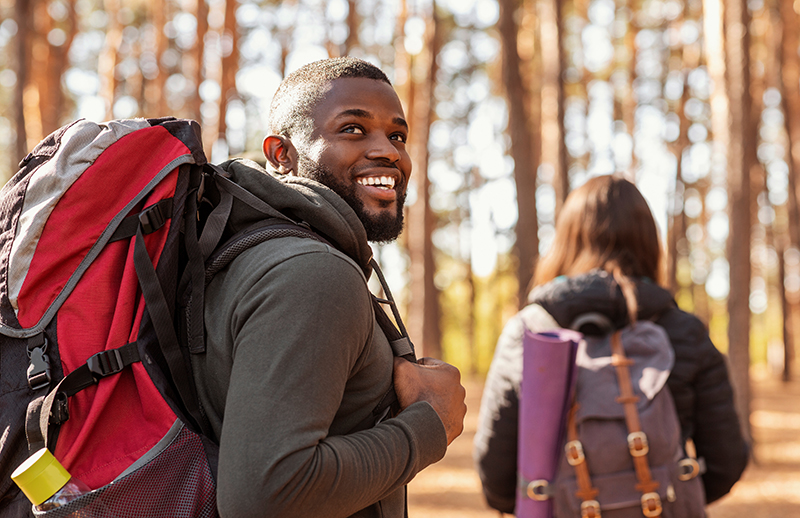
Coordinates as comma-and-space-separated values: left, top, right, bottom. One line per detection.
390, 133, 407, 143
343, 126, 364, 135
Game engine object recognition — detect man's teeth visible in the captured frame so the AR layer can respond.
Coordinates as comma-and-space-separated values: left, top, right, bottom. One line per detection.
358, 176, 395, 189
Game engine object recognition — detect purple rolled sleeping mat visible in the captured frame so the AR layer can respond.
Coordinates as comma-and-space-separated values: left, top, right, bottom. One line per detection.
516, 328, 582, 518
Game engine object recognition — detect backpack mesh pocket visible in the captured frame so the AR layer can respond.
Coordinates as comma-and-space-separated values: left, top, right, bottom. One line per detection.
33, 422, 217, 518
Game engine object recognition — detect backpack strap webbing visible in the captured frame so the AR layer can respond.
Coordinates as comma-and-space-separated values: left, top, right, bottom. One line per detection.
26, 342, 141, 452
367, 259, 416, 518
609, 330, 663, 518
134, 220, 212, 437
109, 198, 174, 242
565, 403, 601, 518
369, 257, 415, 363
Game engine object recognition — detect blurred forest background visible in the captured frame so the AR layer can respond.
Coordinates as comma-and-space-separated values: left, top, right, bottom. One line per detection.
0, 0, 799, 442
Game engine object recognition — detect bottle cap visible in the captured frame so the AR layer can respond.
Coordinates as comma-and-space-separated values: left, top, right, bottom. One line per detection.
11, 448, 71, 506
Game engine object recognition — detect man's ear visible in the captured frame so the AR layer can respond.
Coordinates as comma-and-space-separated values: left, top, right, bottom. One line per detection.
263, 135, 298, 175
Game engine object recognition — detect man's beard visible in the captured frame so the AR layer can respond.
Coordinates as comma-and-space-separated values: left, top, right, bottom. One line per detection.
298, 156, 406, 243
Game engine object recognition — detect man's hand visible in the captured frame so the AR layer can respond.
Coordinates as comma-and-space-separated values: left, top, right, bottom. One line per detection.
393, 357, 467, 445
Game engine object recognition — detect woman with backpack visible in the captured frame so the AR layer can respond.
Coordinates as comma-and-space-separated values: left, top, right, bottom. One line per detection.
473, 175, 748, 516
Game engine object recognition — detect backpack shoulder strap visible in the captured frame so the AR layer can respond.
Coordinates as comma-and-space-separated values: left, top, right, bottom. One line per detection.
204, 221, 415, 434
370, 258, 416, 362
203, 220, 325, 284
346, 259, 417, 432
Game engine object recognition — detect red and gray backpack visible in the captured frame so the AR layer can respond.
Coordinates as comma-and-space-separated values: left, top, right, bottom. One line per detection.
0, 118, 412, 517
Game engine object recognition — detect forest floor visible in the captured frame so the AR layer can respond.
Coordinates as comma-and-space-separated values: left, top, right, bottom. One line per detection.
407, 367, 800, 517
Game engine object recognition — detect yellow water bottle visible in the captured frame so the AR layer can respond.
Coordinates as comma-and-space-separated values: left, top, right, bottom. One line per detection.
11, 448, 91, 511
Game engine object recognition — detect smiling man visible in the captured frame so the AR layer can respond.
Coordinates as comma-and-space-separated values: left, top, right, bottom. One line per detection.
193, 57, 467, 518
264, 62, 410, 242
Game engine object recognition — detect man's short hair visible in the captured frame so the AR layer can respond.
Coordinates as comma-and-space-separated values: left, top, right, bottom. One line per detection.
268, 57, 391, 140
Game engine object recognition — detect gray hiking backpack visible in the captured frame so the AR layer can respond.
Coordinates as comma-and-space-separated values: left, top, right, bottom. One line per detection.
551, 315, 706, 518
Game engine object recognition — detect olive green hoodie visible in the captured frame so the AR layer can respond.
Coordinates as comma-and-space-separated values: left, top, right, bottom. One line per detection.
192, 159, 447, 518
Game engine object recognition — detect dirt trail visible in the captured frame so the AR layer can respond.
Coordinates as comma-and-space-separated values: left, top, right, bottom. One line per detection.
407, 369, 800, 517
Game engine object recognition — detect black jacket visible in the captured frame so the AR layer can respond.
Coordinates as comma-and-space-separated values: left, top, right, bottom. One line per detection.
473, 270, 749, 513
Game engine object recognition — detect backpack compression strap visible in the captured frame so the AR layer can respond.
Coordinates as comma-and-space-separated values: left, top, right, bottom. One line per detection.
609, 331, 663, 518
564, 403, 601, 518
563, 331, 665, 518
26, 341, 141, 452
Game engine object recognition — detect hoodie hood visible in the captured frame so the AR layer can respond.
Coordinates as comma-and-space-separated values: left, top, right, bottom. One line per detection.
527, 269, 675, 332
216, 158, 374, 276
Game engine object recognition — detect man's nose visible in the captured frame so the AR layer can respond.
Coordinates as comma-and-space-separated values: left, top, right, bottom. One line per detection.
365, 135, 401, 163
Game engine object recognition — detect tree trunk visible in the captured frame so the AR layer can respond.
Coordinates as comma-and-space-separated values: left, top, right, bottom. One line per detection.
704, 0, 729, 170
703, 0, 730, 341
128, 36, 145, 117
345, 0, 359, 54
217, 0, 240, 157
499, 0, 539, 308
465, 166, 484, 374
49, 0, 76, 132
779, 238, 794, 381
145, 0, 169, 117
34, 2, 55, 136
13, 0, 30, 165
667, 17, 697, 295
778, 0, 799, 380
666, 179, 685, 296
539, 0, 567, 213
781, 0, 800, 255
99, 0, 122, 120
724, 0, 754, 445
667, 80, 691, 295
28, 0, 77, 137
393, 0, 409, 101
25, 0, 49, 145
622, 0, 639, 176
189, 0, 209, 124
406, 3, 442, 359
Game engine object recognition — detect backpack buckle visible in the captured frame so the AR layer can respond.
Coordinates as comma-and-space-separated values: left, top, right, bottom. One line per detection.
139, 203, 167, 234
678, 457, 700, 480
87, 349, 124, 380
580, 499, 601, 518
27, 345, 52, 391
627, 431, 650, 457
565, 440, 586, 465
641, 492, 662, 517
526, 479, 550, 501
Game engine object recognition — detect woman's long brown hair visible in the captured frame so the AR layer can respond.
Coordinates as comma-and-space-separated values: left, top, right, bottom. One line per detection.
532, 175, 663, 323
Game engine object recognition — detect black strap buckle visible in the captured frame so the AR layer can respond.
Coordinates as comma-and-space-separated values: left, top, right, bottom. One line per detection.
87, 349, 125, 380
139, 202, 167, 234
27, 346, 51, 391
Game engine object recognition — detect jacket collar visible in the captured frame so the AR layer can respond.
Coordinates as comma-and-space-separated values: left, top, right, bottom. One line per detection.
527, 269, 675, 330
216, 158, 374, 277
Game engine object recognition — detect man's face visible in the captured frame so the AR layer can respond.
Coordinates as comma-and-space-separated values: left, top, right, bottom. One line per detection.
294, 77, 412, 243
